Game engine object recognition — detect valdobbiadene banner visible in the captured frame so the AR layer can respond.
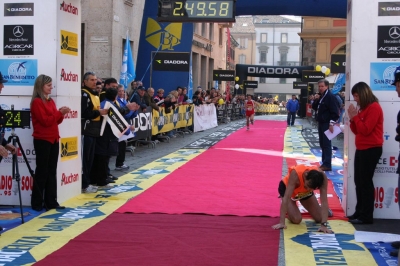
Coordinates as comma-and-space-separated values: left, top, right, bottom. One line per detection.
135, 1, 193, 95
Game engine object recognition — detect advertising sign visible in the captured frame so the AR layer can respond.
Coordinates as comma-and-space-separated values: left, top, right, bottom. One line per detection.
243, 80, 258, 88
301, 70, 325, 82
152, 52, 190, 72
378, 2, 400, 16
377, 25, 400, 58
213, 70, 235, 81
60, 29, 78, 56
330, 54, 346, 73
3, 25, 34, 55
370, 62, 400, 91
4, 3, 34, 16
0, 59, 37, 86
293, 81, 309, 89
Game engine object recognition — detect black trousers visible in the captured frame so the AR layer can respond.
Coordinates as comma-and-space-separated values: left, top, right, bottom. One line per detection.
354, 147, 382, 222
31, 139, 59, 209
82, 135, 96, 189
115, 141, 127, 167
90, 154, 109, 186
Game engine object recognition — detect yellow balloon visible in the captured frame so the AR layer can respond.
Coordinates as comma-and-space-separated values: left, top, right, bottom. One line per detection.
315, 65, 322, 71
218, 98, 224, 105
325, 68, 331, 75
235, 76, 239, 81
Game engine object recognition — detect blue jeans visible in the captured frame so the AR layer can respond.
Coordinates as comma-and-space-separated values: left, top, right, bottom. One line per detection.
287, 112, 296, 126
318, 122, 332, 168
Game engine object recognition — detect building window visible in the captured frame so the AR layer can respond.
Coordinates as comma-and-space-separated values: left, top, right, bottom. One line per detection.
260, 51, 267, 63
240, 37, 247, 49
209, 23, 214, 40
260, 77, 266, 83
281, 33, 288, 43
261, 33, 267, 43
219, 27, 223, 46
202, 23, 206, 37
239, 54, 246, 64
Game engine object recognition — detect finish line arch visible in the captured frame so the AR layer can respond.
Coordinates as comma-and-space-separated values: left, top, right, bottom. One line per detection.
235, 64, 313, 95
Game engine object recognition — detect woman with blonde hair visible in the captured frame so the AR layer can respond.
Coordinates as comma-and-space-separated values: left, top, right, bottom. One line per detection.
30, 74, 71, 211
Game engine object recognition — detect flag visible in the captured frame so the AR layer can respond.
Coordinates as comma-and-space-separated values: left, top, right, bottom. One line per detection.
188, 51, 193, 99
332, 73, 345, 95
119, 33, 136, 89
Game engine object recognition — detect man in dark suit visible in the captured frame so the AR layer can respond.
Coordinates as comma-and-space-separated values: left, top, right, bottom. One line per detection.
311, 79, 339, 171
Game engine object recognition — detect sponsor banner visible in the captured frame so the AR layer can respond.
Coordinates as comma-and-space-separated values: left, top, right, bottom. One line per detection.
375, 152, 398, 176
152, 105, 193, 135
130, 108, 152, 140
60, 137, 78, 162
235, 64, 313, 79
3, 25, 34, 55
243, 80, 258, 88
379, 2, 400, 16
152, 52, 190, 72
302, 70, 325, 82
284, 220, 376, 266
0, 59, 37, 86
101, 102, 130, 138
370, 62, 399, 91
4, 3, 34, 16
60, 29, 78, 56
213, 70, 235, 81
372, 178, 400, 219
293, 81, 308, 89
59, 0, 78, 15
60, 172, 79, 186
330, 54, 346, 73
364, 242, 400, 265
377, 25, 400, 58
193, 104, 218, 132
136, 1, 194, 94
59, 68, 78, 82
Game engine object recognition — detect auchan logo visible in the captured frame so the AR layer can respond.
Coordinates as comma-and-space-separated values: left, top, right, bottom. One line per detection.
61, 173, 79, 186
60, 68, 78, 82
60, 1, 78, 15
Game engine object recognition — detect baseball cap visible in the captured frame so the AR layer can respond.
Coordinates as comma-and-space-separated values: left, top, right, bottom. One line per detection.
137, 86, 145, 91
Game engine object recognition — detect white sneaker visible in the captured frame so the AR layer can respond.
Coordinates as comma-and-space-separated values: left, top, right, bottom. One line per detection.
115, 164, 129, 171
98, 184, 114, 190
82, 185, 98, 193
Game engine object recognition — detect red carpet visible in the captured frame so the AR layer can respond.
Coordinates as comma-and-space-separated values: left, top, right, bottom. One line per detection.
116, 121, 286, 217
35, 213, 281, 266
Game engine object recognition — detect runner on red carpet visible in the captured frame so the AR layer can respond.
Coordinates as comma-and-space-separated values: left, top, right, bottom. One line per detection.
245, 94, 257, 130
272, 164, 333, 233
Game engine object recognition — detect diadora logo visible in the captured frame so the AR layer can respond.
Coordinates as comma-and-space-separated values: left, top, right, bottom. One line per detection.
145, 18, 182, 50
60, 1, 78, 15
60, 68, 78, 82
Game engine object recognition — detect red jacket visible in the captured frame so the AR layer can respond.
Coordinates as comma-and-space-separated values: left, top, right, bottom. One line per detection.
31, 98, 64, 143
350, 102, 383, 150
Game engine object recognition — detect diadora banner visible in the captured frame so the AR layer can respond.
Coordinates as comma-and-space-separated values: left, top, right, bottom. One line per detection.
152, 105, 193, 135
213, 70, 235, 81
152, 52, 190, 72
136, 1, 193, 94
235, 64, 313, 79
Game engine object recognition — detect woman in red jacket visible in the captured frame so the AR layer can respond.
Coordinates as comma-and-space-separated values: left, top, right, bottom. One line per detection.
30, 74, 70, 211
347, 82, 383, 224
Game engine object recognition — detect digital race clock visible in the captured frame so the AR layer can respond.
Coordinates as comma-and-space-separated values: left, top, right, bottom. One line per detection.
3, 110, 31, 128
158, 0, 236, 22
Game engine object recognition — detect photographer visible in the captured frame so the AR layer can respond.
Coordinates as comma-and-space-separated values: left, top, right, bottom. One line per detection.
0, 72, 16, 161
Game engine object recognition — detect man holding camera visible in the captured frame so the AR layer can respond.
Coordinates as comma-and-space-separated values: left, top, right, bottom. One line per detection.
0, 72, 17, 161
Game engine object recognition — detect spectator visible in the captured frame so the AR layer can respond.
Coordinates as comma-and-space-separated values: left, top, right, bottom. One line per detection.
129, 86, 147, 111
154, 88, 164, 103
95, 81, 103, 94
143, 87, 159, 111
81, 72, 109, 193
347, 82, 383, 225
127, 80, 138, 100
115, 85, 138, 171
286, 95, 299, 126
334, 91, 345, 124
192, 91, 203, 106
30, 74, 70, 211
100, 78, 118, 101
